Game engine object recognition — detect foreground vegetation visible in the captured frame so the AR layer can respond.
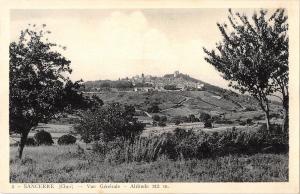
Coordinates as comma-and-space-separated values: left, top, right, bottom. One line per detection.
10, 145, 288, 182
10, 125, 288, 182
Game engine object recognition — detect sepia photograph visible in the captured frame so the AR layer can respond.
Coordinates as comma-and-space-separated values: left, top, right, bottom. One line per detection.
0, 0, 299, 193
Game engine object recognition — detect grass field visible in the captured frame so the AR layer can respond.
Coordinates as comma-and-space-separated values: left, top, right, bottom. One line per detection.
10, 145, 288, 182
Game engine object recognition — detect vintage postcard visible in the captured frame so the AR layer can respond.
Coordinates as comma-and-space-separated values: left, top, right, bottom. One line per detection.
0, 0, 299, 193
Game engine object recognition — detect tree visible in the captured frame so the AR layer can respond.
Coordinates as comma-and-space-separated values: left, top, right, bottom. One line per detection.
152, 115, 160, 122
199, 112, 211, 122
203, 9, 288, 132
147, 104, 160, 113
9, 25, 84, 158
75, 103, 145, 143
163, 84, 178, 90
188, 114, 198, 123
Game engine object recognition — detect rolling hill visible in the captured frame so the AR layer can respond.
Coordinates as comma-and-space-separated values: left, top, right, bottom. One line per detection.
82, 71, 282, 122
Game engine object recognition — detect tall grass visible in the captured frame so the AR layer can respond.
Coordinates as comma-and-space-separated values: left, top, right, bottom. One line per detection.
93, 125, 288, 163
10, 145, 288, 182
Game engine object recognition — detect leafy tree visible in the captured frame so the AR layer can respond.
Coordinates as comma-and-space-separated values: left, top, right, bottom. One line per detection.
188, 114, 198, 123
9, 25, 85, 158
163, 84, 178, 90
199, 112, 211, 122
203, 9, 288, 132
75, 103, 145, 143
147, 104, 160, 113
152, 114, 160, 122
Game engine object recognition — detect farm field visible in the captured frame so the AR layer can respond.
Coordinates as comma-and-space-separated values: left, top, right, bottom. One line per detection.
10, 145, 288, 182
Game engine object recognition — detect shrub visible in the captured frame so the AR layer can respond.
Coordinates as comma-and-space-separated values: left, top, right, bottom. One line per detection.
75, 103, 145, 143
174, 120, 181, 125
152, 115, 160, 122
160, 116, 167, 122
174, 128, 193, 139
246, 118, 253, 125
200, 112, 211, 122
158, 121, 166, 127
147, 104, 160, 113
34, 130, 54, 145
215, 119, 234, 124
204, 121, 212, 128
239, 121, 246, 126
26, 137, 37, 146
163, 84, 178, 90
188, 114, 198, 123
152, 121, 158, 126
58, 134, 77, 145
93, 124, 288, 164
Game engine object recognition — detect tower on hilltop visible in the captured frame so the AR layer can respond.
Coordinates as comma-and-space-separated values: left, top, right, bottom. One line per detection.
174, 70, 179, 78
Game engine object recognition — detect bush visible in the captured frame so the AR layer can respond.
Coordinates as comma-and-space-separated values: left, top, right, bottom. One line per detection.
246, 118, 253, 125
92, 124, 288, 164
34, 130, 54, 145
160, 116, 167, 122
204, 121, 212, 128
26, 137, 37, 146
158, 121, 166, 127
75, 103, 145, 143
188, 114, 198, 123
58, 134, 77, 145
152, 115, 160, 122
200, 112, 211, 122
244, 106, 257, 111
147, 104, 160, 113
215, 119, 234, 124
174, 120, 181, 125
163, 84, 178, 90
239, 121, 246, 126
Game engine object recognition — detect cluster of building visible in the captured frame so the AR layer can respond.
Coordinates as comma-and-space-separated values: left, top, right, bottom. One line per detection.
129, 71, 205, 92
86, 71, 206, 93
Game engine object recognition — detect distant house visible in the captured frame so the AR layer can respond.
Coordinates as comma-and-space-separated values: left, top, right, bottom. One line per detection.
196, 83, 204, 90
134, 86, 153, 92
212, 95, 222, 100
177, 84, 185, 91
133, 116, 153, 126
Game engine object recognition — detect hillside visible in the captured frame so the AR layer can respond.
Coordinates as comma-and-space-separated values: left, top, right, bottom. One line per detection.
82, 71, 282, 122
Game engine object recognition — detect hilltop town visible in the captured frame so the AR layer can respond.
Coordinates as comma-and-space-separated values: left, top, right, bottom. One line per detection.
84, 71, 205, 92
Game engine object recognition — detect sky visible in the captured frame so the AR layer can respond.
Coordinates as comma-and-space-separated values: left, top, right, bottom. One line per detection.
10, 9, 260, 88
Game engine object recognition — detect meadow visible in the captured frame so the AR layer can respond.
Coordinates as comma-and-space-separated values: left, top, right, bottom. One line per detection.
10, 145, 288, 182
